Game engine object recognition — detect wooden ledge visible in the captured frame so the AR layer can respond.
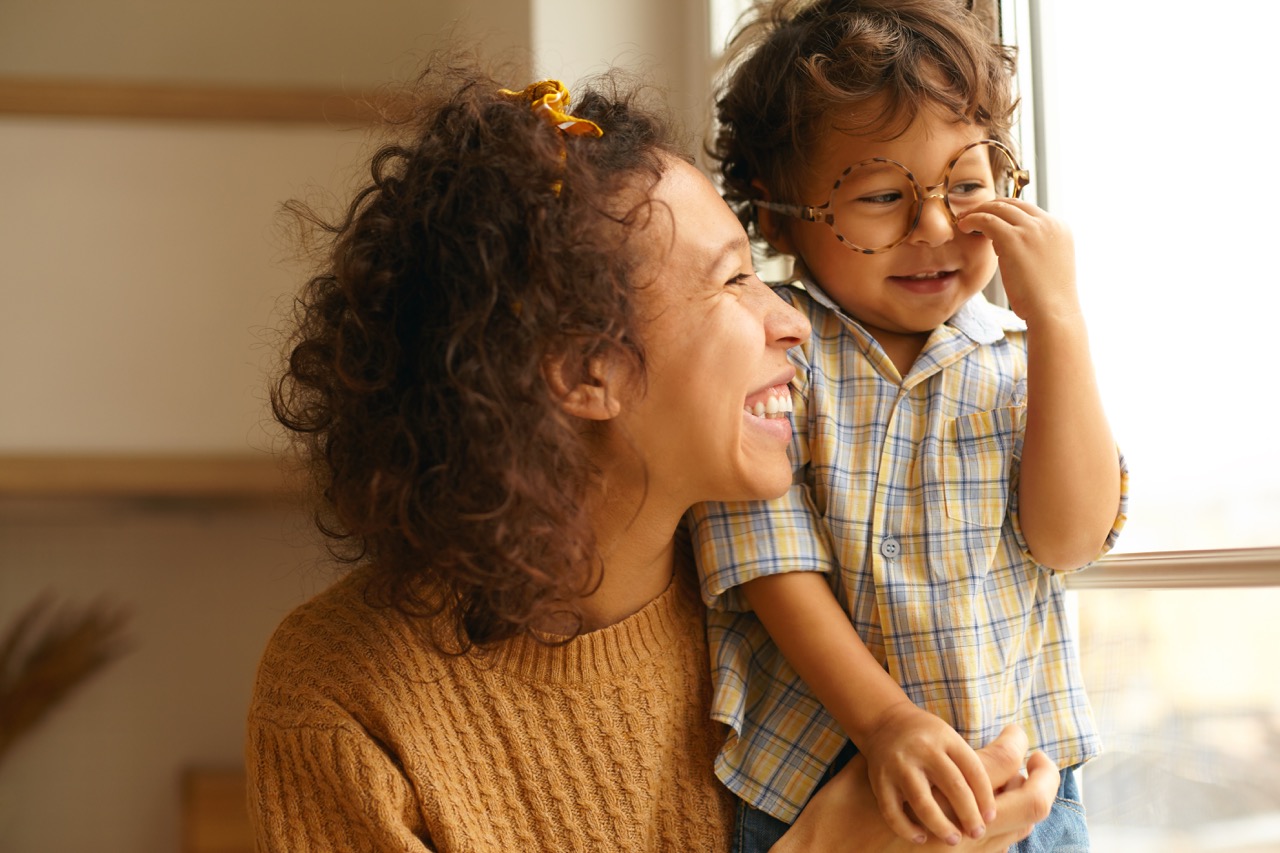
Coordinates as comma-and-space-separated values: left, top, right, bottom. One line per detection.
0, 76, 413, 124
0, 453, 301, 500
1067, 547, 1280, 590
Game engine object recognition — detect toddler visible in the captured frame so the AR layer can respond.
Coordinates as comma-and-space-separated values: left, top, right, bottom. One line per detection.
688, 1, 1128, 850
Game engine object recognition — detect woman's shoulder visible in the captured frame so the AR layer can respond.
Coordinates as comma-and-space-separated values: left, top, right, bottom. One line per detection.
259, 568, 392, 656
247, 568, 442, 727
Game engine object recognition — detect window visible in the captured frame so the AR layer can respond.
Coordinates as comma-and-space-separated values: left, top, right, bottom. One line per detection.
1022, 1, 1280, 848
1031, 0, 1280, 553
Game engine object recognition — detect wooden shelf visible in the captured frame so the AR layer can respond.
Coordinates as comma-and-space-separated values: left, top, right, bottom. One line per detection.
0, 453, 300, 500
0, 76, 412, 124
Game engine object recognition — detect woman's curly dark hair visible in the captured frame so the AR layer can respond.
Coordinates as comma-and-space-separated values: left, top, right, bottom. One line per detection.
272, 61, 684, 652
713, 0, 1019, 248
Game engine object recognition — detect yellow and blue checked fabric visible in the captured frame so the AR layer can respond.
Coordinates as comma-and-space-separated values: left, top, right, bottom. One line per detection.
687, 280, 1129, 824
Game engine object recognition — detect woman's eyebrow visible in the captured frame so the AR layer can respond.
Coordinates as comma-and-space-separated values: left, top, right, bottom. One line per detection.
703, 234, 751, 277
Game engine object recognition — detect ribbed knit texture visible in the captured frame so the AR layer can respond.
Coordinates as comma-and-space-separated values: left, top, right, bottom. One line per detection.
246, 566, 734, 852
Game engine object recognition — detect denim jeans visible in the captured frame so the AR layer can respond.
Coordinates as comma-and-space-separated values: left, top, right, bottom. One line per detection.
732, 746, 1087, 853
1009, 764, 1088, 853
732, 741, 855, 853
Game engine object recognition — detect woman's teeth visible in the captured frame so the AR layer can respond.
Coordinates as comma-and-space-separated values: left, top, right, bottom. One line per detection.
744, 388, 794, 419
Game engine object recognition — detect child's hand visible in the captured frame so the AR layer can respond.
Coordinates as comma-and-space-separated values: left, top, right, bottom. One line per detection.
958, 198, 1080, 329
859, 702, 996, 846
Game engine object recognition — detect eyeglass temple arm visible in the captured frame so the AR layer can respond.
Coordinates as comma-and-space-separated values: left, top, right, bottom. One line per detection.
1013, 168, 1031, 195
754, 199, 828, 224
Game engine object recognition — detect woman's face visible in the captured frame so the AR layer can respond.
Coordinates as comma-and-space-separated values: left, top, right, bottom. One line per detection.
614, 158, 811, 510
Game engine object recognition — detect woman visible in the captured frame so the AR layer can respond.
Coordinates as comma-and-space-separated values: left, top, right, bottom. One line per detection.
247, 65, 1057, 852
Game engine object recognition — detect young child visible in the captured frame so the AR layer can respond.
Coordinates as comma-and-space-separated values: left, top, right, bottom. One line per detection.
688, 1, 1128, 850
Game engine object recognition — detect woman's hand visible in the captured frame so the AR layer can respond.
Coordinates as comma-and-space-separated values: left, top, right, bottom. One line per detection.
771, 725, 1058, 852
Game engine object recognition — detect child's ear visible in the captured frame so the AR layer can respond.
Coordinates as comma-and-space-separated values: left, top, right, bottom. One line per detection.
752, 179, 798, 257
543, 354, 623, 421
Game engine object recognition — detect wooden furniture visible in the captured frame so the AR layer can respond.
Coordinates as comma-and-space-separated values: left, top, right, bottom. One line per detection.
182, 768, 253, 853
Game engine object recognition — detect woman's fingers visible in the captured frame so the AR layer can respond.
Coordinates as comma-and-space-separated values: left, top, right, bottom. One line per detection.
974, 724, 1029, 790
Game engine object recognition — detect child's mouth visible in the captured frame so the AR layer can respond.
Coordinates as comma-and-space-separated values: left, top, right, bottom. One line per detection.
892, 269, 957, 292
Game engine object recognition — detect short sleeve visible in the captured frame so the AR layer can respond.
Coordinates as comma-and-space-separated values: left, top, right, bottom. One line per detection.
1008, 446, 1131, 573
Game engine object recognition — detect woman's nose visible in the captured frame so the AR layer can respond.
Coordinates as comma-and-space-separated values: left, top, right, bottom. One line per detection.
767, 292, 810, 348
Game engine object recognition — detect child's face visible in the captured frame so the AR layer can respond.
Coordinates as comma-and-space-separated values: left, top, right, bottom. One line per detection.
771, 111, 1000, 340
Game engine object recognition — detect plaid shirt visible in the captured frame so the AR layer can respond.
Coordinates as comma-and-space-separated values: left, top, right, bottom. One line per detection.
687, 279, 1128, 823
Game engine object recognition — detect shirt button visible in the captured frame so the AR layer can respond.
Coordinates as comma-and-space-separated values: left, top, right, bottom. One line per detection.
880, 537, 901, 559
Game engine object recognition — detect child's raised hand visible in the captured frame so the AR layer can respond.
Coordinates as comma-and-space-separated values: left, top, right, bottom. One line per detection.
958, 198, 1080, 329
859, 701, 996, 846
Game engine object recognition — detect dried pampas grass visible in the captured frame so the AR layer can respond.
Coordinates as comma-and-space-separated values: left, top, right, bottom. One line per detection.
0, 594, 131, 767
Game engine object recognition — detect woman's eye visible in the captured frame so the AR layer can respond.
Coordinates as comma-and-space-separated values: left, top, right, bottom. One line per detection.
726, 273, 753, 288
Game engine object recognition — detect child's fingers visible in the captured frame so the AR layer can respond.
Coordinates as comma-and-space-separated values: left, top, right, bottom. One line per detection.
958, 198, 1058, 241
872, 778, 932, 845
953, 744, 998, 825
898, 773, 965, 845
968, 196, 1043, 221
957, 206, 1028, 238
926, 762, 986, 840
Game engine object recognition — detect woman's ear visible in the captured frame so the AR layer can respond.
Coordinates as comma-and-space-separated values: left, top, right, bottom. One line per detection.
543, 354, 623, 421
752, 179, 798, 257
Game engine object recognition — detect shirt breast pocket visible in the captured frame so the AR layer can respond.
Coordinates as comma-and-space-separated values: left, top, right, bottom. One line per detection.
940, 405, 1022, 530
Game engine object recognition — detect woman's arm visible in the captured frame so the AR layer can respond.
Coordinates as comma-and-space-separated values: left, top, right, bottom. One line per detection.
771, 725, 1057, 853
247, 717, 435, 852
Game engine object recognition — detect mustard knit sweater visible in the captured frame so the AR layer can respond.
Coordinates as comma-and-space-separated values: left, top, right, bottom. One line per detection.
246, 565, 734, 852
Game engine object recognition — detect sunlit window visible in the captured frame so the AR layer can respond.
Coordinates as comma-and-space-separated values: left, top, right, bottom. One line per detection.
1077, 587, 1280, 851
1036, 1, 1280, 553
1032, 2, 1280, 850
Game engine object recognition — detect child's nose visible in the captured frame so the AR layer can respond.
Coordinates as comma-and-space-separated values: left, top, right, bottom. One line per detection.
910, 194, 956, 247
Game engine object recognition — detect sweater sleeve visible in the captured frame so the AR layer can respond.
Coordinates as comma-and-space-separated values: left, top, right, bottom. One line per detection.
247, 710, 434, 853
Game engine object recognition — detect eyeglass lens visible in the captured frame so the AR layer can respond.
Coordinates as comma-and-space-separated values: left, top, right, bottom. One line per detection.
829, 141, 1020, 252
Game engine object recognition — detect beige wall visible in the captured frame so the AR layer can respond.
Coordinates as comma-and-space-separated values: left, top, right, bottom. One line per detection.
0, 0, 524, 88
0, 0, 707, 453
0, 1, 711, 851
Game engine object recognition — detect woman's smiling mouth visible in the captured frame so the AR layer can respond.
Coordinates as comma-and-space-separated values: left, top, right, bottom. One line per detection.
743, 384, 794, 420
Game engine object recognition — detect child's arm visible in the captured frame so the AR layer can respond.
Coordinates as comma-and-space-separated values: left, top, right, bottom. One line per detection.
743, 571, 995, 844
961, 200, 1122, 570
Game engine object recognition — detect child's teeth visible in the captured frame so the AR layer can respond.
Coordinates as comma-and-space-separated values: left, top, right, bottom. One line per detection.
766, 396, 780, 416
753, 401, 766, 417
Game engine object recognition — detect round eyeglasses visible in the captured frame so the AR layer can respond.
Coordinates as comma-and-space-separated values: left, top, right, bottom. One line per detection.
755, 139, 1030, 255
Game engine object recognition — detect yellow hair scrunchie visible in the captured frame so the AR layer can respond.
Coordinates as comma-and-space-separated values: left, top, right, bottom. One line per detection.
498, 79, 604, 138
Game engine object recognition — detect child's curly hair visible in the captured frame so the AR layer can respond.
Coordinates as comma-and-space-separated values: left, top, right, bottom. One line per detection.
713, 0, 1018, 245
272, 61, 684, 652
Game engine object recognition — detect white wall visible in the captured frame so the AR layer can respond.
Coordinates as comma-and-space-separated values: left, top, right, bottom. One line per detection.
0, 1, 714, 851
